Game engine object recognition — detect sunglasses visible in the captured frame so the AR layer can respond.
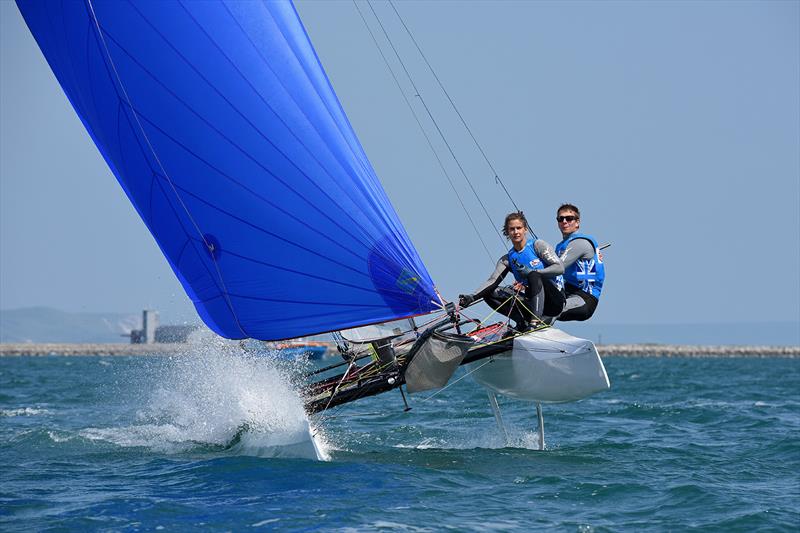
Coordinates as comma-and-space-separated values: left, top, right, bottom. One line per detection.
557, 215, 578, 223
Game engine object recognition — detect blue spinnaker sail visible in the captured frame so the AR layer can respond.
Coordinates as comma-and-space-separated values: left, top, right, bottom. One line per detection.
17, 0, 440, 340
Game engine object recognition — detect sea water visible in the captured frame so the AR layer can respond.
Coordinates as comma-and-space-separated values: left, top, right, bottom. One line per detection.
1, 346, 798, 531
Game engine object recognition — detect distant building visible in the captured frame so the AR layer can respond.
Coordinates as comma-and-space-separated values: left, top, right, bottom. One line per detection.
155, 325, 201, 343
143, 309, 157, 344
129, 310, 201, 344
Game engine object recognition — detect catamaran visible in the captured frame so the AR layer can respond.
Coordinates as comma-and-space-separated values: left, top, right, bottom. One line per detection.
17, 0, 609, 456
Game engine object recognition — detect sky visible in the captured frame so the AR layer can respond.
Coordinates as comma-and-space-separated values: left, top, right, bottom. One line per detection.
1, 0, 798, 331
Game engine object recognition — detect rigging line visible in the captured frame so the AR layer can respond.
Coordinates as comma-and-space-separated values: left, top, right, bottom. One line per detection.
350, 1, 492, 263
387, 1, 526, 228
351, 0, 495, 264
84, 0, 247, 338
311, 318, 441, 421
320, 360, 357, 415
506, 288, 554, 330
482, 294, 514, 325
365, 0, 506, 249
507, 289, 536, 328
312, 385, 364, 427
420, 358, 495, 402
311, 373, 359, 430
312, 359, 397, 427
476, 286, 548, 331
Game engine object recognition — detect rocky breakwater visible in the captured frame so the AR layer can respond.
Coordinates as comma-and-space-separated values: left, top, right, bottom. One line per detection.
598, 344, 799, 357
1, 343, 798, 357
0, 343, 189, 356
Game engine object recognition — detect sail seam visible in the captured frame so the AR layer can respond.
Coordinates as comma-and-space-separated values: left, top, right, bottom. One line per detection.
201, 245, 391, 295
79, 12, 231, 308
170, 1, 387, 254
150, 172, 375, 280
84, 0, 248, 338
83, 45, 233, 310
242, 1, 410, 248
96, 25, 374, 265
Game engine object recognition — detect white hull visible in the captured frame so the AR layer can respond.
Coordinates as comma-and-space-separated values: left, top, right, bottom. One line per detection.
468, 327, 610, 403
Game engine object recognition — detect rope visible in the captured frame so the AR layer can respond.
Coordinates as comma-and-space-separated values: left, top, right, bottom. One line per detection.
353, 1, 500, 263
455, 285, 556, 348
321, 360, 355, 406
311, 357, 404, 430
365, 0, 506, 249
509, 289, 550, 329
386, 1, 527, 233
351, 1, 495, 263
419, 357, 495, 402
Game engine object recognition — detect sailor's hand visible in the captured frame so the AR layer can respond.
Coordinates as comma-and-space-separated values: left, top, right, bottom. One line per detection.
458, 294, 475, 307
512, 282, 525, 292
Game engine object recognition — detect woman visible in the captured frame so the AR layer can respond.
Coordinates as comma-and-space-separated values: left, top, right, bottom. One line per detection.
459, 211, 565, 331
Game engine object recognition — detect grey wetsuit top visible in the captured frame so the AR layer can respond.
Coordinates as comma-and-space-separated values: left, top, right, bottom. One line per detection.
558, 237, 596, 270
559, 237, 598, 311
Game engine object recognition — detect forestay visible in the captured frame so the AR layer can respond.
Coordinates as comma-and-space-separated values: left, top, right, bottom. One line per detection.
17, 0, 439, 340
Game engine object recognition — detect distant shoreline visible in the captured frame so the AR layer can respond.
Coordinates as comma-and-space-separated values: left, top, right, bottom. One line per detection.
0, 343, 797, 358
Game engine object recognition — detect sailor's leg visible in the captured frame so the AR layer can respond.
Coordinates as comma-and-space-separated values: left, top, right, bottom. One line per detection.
536, 402, 545, 451
482, 289, 504, 313
542, 279, 566, 320
558, 287, 598, 322
524, 271, 545, 318
485, 287, 528, 328
487, 391, 509, 444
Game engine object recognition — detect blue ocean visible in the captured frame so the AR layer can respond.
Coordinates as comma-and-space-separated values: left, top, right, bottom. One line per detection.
2, 345, 798, 531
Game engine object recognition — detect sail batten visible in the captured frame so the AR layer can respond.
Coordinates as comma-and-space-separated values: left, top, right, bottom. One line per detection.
18, 0, 439, 340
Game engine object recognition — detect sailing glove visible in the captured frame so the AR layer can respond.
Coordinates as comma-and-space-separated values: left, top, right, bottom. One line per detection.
458, 294, 475, 307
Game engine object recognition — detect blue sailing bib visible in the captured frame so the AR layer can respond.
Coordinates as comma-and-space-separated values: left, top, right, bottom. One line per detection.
555, 233, 605, 299
508, 240, 545, 285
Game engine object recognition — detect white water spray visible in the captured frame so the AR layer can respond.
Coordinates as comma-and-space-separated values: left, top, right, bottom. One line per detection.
85, 332, 330, 460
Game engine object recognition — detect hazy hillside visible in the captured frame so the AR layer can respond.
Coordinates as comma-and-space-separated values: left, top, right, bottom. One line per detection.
0, 307, 140, 343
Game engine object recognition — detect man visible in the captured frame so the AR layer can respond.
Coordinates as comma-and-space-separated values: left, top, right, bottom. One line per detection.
459, 211, 565, 331
554, 203, 605, 321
